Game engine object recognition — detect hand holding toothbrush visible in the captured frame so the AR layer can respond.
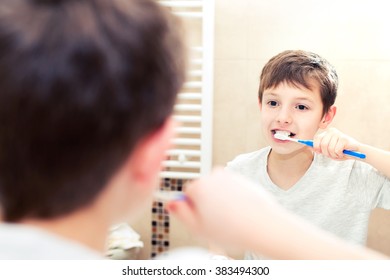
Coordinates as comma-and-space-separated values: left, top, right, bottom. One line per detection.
275, 128, 366, 160
313, 128, 365, 160
313, 128, 390, 179
166, 168, 283, 252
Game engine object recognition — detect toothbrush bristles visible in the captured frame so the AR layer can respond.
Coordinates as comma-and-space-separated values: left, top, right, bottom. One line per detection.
274, 133, 289, 140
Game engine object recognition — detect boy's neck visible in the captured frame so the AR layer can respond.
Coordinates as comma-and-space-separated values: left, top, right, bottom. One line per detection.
267, 147, 314, 190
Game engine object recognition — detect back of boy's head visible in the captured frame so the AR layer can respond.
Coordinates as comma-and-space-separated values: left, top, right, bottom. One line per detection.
0, 0, 185, 222
258, 50, 338, 114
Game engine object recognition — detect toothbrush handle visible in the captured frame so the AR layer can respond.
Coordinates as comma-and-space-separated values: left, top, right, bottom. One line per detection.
342, 149, 366, 159
298, 140, 366, 159
298, 139, 314, 147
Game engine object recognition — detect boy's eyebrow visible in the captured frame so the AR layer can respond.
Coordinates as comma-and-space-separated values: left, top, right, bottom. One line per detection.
263, 92, 315, 103
262, 92, 279, 98
294, 97, 315, 103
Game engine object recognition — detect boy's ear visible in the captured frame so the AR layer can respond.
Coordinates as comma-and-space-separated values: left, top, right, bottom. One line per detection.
128, 117, 176, 184
319, 105, 337, 129
258, 99, 263, 111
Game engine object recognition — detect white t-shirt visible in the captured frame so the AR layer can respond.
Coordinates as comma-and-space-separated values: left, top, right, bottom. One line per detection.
0, 224, 225, 260
226, 147, 390, 259
0, 223, 102, 259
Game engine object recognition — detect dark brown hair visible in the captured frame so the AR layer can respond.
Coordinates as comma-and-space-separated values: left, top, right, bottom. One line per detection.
0, 0, 185, 221
258, 50, 338, 114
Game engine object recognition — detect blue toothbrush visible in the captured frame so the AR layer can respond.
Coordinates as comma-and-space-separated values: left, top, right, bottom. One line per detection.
154, 191, 186, 202
274, 133, 366, 159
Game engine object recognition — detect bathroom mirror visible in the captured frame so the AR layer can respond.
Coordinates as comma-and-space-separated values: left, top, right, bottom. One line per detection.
131, 0, 390, 259
212, 0, 390, 256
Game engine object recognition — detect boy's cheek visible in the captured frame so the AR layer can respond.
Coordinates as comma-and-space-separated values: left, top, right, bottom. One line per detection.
300, 122, 323, 139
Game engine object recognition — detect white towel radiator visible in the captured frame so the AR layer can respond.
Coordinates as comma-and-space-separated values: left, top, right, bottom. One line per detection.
150, 0, 214, 258
158, 0, 215, 179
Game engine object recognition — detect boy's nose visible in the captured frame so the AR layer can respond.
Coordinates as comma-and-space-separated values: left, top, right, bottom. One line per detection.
276, 108, 292, 124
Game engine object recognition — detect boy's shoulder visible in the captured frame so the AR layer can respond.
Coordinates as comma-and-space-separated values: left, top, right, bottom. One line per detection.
0, 223, 102, 260
226, 147, 270, 169
314, 152, 382, 178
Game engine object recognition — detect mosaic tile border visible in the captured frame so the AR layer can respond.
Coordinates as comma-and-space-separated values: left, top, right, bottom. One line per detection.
150, 178, 185, 258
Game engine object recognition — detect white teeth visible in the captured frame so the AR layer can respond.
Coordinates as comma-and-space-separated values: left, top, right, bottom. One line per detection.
275, 130, 290, 136
274, 133, 288, 140
274, 130, 294, 140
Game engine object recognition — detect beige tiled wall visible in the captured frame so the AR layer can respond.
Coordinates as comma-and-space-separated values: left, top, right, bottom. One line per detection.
213, 0, 390, 256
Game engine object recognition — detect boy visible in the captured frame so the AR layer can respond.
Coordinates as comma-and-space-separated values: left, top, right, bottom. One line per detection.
0, 0, 185, 259
225, 50, 390, 259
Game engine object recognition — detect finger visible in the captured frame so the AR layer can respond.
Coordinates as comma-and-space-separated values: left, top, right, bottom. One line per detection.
166, 199, 199, 234
334, 138, 347, 159
327, 136, 340, 159
319, 133, 332, 157
313, 133, 323, 153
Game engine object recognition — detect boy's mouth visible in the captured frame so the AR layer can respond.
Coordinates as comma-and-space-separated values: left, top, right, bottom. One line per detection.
271, 129, 296, 138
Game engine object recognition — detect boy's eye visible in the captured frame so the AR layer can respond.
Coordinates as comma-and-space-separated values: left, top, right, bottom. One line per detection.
267, 100, 278, 107
296, 104, 308, 110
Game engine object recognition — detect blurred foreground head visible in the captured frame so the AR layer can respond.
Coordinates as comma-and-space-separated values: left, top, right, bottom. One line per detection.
0, 0, 185, 222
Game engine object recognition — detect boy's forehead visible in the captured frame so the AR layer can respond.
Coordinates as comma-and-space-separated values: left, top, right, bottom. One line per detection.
263, 80, 322, 100
267, 79, 319, 93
